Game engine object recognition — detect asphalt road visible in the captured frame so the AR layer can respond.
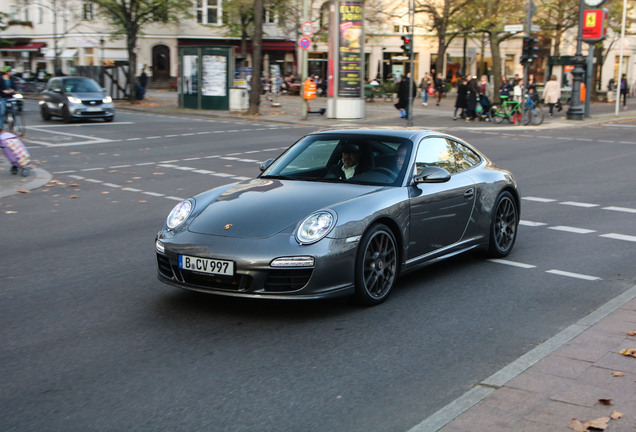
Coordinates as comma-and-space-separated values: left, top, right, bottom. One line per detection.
1, 101, 635, 432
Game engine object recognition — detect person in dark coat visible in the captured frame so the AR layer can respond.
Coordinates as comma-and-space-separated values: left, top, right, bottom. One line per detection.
394, 74, 417, 119
453, 76, 468, 120
465, 77, 479, 122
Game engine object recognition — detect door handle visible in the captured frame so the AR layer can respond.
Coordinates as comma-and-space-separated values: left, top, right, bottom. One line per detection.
464, 188, 475, 199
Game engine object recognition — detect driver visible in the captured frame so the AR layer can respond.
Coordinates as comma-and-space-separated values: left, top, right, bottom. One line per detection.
327, 142, 366, 180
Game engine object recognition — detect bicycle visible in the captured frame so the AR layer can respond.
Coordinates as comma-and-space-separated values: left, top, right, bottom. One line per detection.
522, 94, 545, 126
489, 95, 522, 124
3, 94, 26, 136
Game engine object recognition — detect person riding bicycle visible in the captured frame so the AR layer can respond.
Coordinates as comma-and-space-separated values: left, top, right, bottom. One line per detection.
0, 66, 18, 132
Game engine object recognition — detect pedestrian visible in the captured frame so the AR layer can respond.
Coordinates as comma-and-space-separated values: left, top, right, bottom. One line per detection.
526, 74, 538, 103
465, 76, 479, 122
620, 73, 629, 110
0, 65, 18, 132
453, 76, 468, 120
499, 75, 512, 100
434, 72, 445, 106
419, 72, 431, 106
542, 74, 561, 116
395, 73, 417, 119
136, 67, 148, 100
478, 74, 493, 121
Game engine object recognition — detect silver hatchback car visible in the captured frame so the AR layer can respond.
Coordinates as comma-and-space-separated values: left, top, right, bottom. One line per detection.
39, 76, 115, 123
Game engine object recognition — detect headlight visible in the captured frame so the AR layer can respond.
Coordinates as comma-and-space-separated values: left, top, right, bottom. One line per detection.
296, 211, 336, 245
166, 200, 193, 230
13, 93, 23, 99
67, 96, 82, 104
103, 96, 112, 103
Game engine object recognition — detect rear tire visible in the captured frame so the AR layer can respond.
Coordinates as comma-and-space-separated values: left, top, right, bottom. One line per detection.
488, 191, 519, 257
490, 106, 504, 124
354, 224, 398, 306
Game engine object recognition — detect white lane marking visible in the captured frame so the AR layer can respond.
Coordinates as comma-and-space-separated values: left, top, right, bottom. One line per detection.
30, 122, 134, 128
488, 259, 537, 269
233, 176, 252, 180
135, 162, 155, 166
522, 197, 557, 202
599, 233, 636, 243
84, 178, 103, 183
126, 138, 142, 141
619, 141, 636, 144
559, 201, 599, 208
102, 183, 122, 188
165, 196, 185, 201
110, 165, 131, 169
81, 167, 105, 172
545, 270, 601, 281
598, 140, 615, 143
143, 192, 164, 197
602, 206, 636, 214
548, 226, 596, 234
193, 169, 216, 174
122, 187, 142, 192
146, 136, 162, 139
519, 220, 547, 227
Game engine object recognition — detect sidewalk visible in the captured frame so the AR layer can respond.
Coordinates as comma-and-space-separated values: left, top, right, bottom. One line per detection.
116, 89, 636, 131
2, 90, 636, 432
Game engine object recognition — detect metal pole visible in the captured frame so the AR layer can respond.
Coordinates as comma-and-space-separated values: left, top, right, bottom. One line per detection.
566, 0, 585, 120
301, 0, 309, 120
585, 46, 593, 117
407, 0, 414, 126
614, 0, 627, 115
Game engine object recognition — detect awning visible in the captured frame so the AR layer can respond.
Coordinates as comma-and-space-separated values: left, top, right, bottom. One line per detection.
42, 48, 78, 59
2, 42, 46, 52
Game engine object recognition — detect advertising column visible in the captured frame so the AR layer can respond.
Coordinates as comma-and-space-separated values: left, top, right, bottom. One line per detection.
327, 0, 365, 119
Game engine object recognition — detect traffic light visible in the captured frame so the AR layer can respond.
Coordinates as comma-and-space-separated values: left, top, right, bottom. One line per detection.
520, 36, 538, 64
400, 34, 413, 56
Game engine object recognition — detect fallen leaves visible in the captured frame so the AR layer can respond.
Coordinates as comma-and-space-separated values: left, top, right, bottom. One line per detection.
569, 411, 623, 431
598, 398, 612, 406
17, 188, 30, 194
611, 371, 625, 377
619, 348, 636, 358
628, 331, 636, 336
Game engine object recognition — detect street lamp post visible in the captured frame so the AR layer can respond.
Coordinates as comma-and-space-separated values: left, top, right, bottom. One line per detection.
566, 0, 586, 120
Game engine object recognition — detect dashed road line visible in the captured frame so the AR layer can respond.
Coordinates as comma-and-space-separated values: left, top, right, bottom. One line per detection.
545, 270, 601, 281
599, 233, 636, 243
488, 259, 536, 269
522, 197, 557, 202
548, 226, 596, 234
559, 201, 599, 208
519, 220, 547, 227
603, 206, 636, 214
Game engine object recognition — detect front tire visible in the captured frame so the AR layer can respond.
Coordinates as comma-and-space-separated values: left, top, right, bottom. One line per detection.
490, 106, 504, 124
488, 191, 519, 257
62, 106, 73, 123
354, 224, 398, 306
40, 104, 51, 121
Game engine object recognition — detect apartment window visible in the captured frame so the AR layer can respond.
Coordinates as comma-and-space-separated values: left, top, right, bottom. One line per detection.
84, 48, 95, 66
83, 1, 94, 20
38, 6, 43, 24
9, 5, 19, 20
196, 0, 222, 25
393, 25, 410, 33
264, 8, 277, 24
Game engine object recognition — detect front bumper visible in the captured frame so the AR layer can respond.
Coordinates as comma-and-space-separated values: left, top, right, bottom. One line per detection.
156, 230, 358, 300
68, 103, 115, 119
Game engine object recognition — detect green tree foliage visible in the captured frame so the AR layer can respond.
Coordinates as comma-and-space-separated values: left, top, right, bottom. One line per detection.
0, 11, 32, 48
89, 0, 192, 100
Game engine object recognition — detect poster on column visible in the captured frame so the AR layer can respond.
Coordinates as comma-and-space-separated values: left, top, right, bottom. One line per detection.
202, 55, 227, 97
338, 1, 363, 98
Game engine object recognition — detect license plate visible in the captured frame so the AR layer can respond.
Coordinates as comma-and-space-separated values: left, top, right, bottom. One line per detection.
179, 254, 234, 276
86, 107, 102, 112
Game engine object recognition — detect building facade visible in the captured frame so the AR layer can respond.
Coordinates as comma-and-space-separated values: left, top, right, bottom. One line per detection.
1, 0, 633, 94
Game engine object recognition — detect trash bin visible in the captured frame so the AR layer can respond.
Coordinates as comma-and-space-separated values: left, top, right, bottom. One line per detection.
229, 88, 248, 112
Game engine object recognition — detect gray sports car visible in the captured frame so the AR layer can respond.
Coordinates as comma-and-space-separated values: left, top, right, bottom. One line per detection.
156, 128, 520, 306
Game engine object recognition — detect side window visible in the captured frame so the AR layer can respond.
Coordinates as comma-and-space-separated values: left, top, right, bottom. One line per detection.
450, 140, 481, 172
414, 137, 456, 174
49, 79, 61, 92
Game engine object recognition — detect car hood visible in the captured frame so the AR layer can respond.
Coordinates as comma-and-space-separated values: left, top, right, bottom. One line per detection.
188, 178, 381, 238
68, 92, 105, 100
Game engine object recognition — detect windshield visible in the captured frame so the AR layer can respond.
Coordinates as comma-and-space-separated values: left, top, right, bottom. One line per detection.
63, 78, 102, 93
260, 134, 412, 186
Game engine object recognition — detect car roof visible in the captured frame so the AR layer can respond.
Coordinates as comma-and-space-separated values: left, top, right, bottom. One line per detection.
310, 128, 450, 141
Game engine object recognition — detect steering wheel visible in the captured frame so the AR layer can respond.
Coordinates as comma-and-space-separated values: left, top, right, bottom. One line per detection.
373, 167, 398, 180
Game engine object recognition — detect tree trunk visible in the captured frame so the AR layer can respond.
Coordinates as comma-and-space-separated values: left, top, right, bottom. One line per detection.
127, 26, 138, 102
489, 32, 503, 103
248, 0, 264, 115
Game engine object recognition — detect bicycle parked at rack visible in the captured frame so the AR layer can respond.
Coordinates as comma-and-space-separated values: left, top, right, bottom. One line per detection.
489, 95, 522, 124
490, 94, 545, 126
523, 93, 545, 126
3, 94, 26, 136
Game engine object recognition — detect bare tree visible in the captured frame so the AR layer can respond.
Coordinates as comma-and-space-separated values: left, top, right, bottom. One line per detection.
90, 0, 192, 101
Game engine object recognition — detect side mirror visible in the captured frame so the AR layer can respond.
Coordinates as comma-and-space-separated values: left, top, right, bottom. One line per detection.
413, 166, 451, 184
259, 158, 275, 172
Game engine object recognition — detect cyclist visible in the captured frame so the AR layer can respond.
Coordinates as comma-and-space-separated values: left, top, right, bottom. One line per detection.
0, 65, 19, 132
